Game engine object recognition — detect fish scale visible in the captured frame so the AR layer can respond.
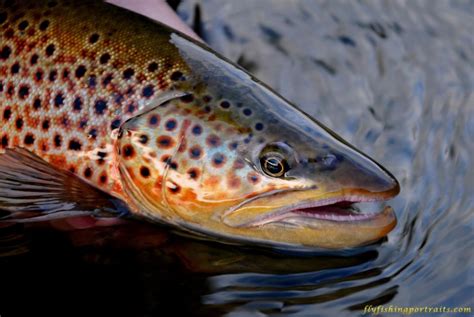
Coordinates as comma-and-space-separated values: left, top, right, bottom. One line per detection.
0, 0, 190, 199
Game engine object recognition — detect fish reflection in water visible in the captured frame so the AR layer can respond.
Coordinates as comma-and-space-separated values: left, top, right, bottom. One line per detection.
0, 223, 393, 316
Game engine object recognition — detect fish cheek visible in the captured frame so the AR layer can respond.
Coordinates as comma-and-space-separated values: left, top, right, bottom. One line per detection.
115, 126, 174, 220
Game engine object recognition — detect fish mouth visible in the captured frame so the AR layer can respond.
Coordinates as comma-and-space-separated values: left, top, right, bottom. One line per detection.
222, 187, 399, 230
245, 196, 395, 227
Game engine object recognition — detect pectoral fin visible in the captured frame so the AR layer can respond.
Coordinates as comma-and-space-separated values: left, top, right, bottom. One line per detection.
0, 148, 129, 223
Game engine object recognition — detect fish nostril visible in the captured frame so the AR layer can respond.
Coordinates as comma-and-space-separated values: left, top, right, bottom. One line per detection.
322, 154, 337, 167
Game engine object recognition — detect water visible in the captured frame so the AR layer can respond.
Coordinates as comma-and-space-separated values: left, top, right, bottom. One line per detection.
1, 0, 473, 316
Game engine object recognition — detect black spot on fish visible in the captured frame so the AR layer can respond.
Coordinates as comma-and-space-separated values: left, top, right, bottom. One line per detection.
110, 119, 121, 130
45, 44, 55, 57
18, 20, 28, 31
99, 174, 107, 184
15, 118, 23, 130
73, 97, 82, 111
1, 135, 8, 148
220, 101, 230, 109
100, 53, 110, 64
94, 99, 107, 115
169, 161, 178, 170
75, 65, 86, 78
140, 166, 150, 178
49, 70, 57, 81
123, 68, 134, 79
39, 20, 50, 31
122, 145, 135, 158
127, 103, 136, 113
170, 71, 183, 81
42, 119, 50, 130
35, 70, 43, 81
142, 85, 154, 97
192, 125, 202, 135
68, 140, 82, 151
147, 62, 158, 72
1, 46, 12, 60
10, 62, 19, 74
54, 134, 62, 147
89, 33, 100, 44
3, 108, 11, 121
18, 85, 29, 99
33, 98, 41, 110
84, 168, 92, 178
54, 93, 64, 107
189, 146, 201, 159
139, 134, 148, 145
24, 134, 35, 145
165, 119, 177, 131
88, 129, 97, 139
212, 153, 226, 167
228, 141, 238, 150
30, 54, 38, 65
148, 114, 159, 127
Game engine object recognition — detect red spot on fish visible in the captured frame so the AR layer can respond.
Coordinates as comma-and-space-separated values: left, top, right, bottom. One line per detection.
122, 144, 135, 159
1, 135, 8, 149
49, 155, 66, 167
140, 166, 150, 178
187, 168, 200, 180
227, 175, 241, 189
156, 135, 175, 149
206, 134, 221, 147
148, 114, 160, 127
167, 181, 181, 194
99, 172, 108, 185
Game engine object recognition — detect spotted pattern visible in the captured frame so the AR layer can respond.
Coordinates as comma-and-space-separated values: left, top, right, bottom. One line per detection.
0, 0, 191, 196
0, 0, 288, 224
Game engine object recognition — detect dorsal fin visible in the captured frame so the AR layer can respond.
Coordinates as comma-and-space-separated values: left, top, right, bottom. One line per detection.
0, 148, 129, 223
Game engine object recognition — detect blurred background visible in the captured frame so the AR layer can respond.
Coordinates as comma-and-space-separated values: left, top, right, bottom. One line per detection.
1, 1, 473, 316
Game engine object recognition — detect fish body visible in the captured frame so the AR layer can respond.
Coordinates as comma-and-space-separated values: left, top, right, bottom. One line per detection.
0, 0, 399, 249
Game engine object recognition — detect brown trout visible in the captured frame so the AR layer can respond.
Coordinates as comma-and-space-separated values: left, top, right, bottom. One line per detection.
0, 0, 400, 249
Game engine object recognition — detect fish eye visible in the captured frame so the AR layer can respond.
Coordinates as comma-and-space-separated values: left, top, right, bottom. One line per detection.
260, 152, 290, 178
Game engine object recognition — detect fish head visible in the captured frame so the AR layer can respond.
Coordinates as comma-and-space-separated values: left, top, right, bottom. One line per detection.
115, 34, 400, 249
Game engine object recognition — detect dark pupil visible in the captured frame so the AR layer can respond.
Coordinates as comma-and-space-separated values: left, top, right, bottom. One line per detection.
265, 157, 283, 175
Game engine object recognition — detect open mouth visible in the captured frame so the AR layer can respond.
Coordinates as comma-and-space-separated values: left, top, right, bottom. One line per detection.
221, 188, 398, 228
291, 201, 383, 221
245, 196, 391, 227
